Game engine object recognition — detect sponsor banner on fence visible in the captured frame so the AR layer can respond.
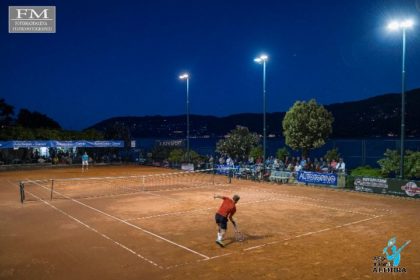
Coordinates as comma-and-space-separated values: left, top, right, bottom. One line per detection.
297, 171, 338, 186
0, 140, 124, 149
215, 164, 239, 175
354, 177, 388, 194
354, 177, 420, 198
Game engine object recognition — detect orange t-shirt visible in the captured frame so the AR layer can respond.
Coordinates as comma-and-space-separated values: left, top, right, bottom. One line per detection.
217, 197, 236, 218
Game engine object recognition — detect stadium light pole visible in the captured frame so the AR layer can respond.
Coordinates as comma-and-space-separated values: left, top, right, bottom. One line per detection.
254, 54, 268, 164
179, 73, 190, 162
387, 19, 414, 179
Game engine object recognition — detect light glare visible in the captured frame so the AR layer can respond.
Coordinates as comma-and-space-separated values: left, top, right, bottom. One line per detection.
387, 19, 415, 31
402, 19, 414, 28
254, 54, 268, 64
179, 73, 189, 79
387, 21, 400, 31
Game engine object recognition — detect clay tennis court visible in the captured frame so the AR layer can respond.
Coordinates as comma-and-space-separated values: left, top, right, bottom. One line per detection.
1, 165, 419, 280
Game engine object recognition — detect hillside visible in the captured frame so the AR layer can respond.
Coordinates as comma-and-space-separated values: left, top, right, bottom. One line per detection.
88, 88, 420, 138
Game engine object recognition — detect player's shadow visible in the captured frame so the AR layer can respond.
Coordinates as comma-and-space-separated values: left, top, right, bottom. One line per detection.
224, 233, 271, 246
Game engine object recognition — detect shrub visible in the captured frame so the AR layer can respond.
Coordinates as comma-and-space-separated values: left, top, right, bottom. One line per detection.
350, 165, 382, 177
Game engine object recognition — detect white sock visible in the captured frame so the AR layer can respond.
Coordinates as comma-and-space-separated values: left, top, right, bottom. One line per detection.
217, 233, 221, 241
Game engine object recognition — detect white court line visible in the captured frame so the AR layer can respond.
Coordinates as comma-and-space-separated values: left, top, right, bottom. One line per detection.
243, 215, 383, 251
124, 195, 370, 222
231, 185, 381, 216
124, 197, 279, 221
234, 184, 393, 213
28, 179, 210, 260
11, 181, 163, 269
20, 178, 386, 269
165, 252, 233, 270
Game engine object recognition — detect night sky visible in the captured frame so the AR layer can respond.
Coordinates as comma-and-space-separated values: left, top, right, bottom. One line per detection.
2, 0, 420, 130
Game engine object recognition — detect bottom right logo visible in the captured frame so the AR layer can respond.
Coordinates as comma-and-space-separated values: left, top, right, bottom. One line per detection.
373, 237, 411, 273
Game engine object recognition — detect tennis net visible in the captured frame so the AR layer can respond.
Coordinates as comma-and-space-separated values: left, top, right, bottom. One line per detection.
19, 168, 228, 202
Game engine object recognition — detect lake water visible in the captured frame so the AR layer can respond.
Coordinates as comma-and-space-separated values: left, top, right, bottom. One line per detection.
135, 138, 420, 169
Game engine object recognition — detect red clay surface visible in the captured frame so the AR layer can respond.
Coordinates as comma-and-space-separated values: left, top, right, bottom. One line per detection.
1, 165, 419, 280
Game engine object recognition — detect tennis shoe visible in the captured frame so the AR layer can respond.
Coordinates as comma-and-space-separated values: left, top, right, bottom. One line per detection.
215, 240, 225, 248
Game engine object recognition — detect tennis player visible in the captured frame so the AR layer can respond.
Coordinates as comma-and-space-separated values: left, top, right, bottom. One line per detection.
82, 152, 89, 172
214, 194, 240, 247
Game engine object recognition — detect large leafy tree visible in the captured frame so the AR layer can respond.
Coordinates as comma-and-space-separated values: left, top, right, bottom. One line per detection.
282, 99, 333, 157
17, 109, 61, 129
216, 125, 259, 161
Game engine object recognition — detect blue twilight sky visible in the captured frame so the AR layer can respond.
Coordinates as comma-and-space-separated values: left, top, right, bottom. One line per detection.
1, 0, 420, 130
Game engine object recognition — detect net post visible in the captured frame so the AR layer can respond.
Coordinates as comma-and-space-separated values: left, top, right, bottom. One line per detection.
50, 179, 54, 200
19, 181, 25, 204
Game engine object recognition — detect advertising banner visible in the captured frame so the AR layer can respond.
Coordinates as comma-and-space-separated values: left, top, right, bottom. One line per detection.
215, 164, 239, 175
354, 177, 388, 194
297, 171, 338, 186
0, 140, 124, 149
353, 177, 420, 198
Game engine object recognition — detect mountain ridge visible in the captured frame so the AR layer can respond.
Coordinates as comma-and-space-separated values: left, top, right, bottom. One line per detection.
88, 88, 420, 138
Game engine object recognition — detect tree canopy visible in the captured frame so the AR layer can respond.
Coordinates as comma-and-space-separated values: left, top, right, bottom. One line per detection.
0, 99, 105, 141
17, 109, 61, 129
0, 99, 14, 127
282, 99, 333, 157
216, 125, 259, 161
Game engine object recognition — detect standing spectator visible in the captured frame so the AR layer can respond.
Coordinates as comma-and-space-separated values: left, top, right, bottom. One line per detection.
219, 156, 225, 165
336, 158, 346, 173
82, 152, 89, 172
226, 156, 233, 166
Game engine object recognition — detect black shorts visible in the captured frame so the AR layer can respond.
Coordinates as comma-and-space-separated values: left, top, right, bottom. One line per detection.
215, 213, 228, 230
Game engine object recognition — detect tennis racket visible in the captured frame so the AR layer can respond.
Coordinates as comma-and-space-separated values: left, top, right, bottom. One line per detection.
232, 221, 245, 242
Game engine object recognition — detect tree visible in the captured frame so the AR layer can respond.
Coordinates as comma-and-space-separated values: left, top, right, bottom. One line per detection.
324, 148, 341, 162
276, 147, 290, 161
216, 126, 259, 161
378, 149, 420, 179
0, 99, 14, 127
17, 109, 61, 129
249, 146, 263, 161
377, 149, 400, 178
282, 99, 333, 157
405, 150, 420, 179
168, 149, 184, 165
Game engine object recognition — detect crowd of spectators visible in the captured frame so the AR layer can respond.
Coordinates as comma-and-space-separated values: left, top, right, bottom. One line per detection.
213, 155, 346, 174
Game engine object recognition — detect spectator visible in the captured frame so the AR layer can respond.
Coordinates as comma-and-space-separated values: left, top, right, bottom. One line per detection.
320, 160, 329, 173
273, 158, 280, 170
330, 159, 338, 172
336, 158, 346, 173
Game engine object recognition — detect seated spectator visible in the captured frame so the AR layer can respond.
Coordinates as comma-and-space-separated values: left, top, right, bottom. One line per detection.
320, 161, 329, 173
278, 160, 285, 170
273, 158, 280, 170
330, 159, 337, 172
